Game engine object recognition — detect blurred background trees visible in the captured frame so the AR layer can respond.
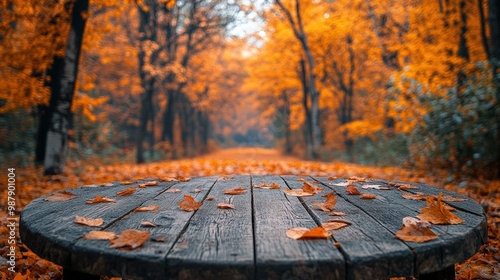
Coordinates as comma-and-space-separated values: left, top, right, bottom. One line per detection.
0, 0, 499, 179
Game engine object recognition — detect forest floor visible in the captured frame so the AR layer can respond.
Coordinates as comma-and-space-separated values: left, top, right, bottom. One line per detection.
1, 147, 499, 279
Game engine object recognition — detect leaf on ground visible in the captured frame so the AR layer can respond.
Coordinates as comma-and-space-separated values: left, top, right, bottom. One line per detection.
328, 211, 347, 216
141, 221, 158, 227
322, 219, 351, 230
120, 181, 135, 185
116, 187, 136, 196
254, 182, 281, 189
109, 229, 150, 249
361, 193, 377, 199
75, 216, 103, 227
402, 192, 426, 200
362, 184, 390, 190
44, 191, 76, 202
178, 194, 202, 211
346, 184, 361, 195
83, 231, 116, 240
395, 217, 438, 243
217, 202, 235, 209
138, 181, 159, 188
135, 205, 159, 212
286, 227, 332, 240
165, 188, 181, 193
417, 193, 464, 224
223, 187, 247, 195
311, 193, 337, 212
87, 195, 116, 204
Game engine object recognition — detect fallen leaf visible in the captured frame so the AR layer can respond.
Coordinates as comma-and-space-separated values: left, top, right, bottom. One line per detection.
217, 202, 235, 209
135, 205, 159, 212
161, 177, 178, 182
303, 181, 324, 194
75, 216, 103, 227
141, 221, 158, 227
254, 182, 281, 189
86, 195, 116, 204
417, 193, 464, 225
165, 188, 181, 193
283, 188, 315, 197
311, 193, 337, 212
83, 231, 116, 240
327, 176, 337, 180
44, 191, 76, 202
348, 176, 368, 182
362, 184, 390, 190
395, 217, 438, 243
178, 194, 202, 211
224, 187, 247, 195
139, 181, 159, 188
328, 212, 347, 216
286, 227, 332, 240
402, 192, 426, 200
398, 184, 419, 190
361, 193, 376, 199
116, 187, 136, 196
206, 196, 215, 201
101, 183, 114, 187
322, 220, 351, 230
346, 184, 361, 195
190, 188, 202, 193
151, 235, 167, 242
120, 181, 135, 185
110, 229, 150, 249
176, 176, 191, 182
331, 181, 350, 187
297, 178, 305, 181
440, 195, 466, 202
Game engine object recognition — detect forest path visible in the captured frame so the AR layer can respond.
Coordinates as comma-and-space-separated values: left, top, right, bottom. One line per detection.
197, 147, 300, 161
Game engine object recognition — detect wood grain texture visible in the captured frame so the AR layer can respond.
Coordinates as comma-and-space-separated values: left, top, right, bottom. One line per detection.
166, 176, 254, 279
285, 176, 415, 280
252, 175, 344, 280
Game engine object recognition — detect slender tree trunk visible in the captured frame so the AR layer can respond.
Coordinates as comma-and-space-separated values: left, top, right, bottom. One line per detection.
489, 0, 500, 177
282, 90, 292, 154
299, 58, 313, 158
478, 0, 490, 60
43, 0, 88, 175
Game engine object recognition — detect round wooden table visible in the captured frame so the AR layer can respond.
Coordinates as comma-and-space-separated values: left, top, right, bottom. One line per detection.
20, 175, 487, 279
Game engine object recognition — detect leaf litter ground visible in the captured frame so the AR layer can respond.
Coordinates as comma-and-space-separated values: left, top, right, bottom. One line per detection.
0, 148, 499, 279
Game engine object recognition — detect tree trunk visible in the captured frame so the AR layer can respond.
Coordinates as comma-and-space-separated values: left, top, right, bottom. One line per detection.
489, 0, 500, 177
43, 0, 88, 175
478, 0, 490, 60
299, 58, 313, 158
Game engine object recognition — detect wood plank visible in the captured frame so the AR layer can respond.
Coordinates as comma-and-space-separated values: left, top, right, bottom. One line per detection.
69, 176, 219, 279
166, 175, 254, 279
313, 177, 487, 276
19, 179, 175, 268
252, 175, 345, 280
283, 175, 414, 280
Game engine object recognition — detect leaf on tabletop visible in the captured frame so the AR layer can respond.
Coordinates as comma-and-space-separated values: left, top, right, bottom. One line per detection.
283, 188, 314, 197
151, 235, 167, 242
109, 229, 150, 249
327, 176, 337, 180
217, 202, 235, 209
254, 182, 281, 189
139, 181, 159, 188
297, 178, 305, 181
87, 195, 116, 204
190, 188, 202, 193
206, 196, 215, 201
120, 181, 135, 185
75, 216, 103, 227
346, 184, 361, 195
44, 191, 76, 202
322, 219, 351, 230
101, 183, 114, 187
347, 176, 369, 183
223, 187, 247, 195
83, 231, 116, 240
417, 193, 464, 224
311, 193, 337, 212
176, 176, 191, 182
402, 192, 426, 200
303, 181, 324, 194
440, 195, 466, 202
331, 181, 350, 187
398, 184, 419, 190
395, 217, 438, 243
328, 212, 347, 216
161, 177, 178, 182
165, 188, 181, 193
362, 184, 390, 190
178, 194, 202, 211
136, 205, 159, 213
141, 221, 158, 227
361, 193, 376, 199
286, 227, 332, 240
116, 187, 136, 196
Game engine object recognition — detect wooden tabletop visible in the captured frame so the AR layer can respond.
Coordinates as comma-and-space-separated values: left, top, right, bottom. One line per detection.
20, 175, 487, 280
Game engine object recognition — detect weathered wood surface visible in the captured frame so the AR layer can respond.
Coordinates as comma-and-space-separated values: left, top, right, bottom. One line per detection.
20, 175, 487, 280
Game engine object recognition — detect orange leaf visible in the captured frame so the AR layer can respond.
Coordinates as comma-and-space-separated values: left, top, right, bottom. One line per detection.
303, 181, 324, 194
282, 188, 315, 197
254, 182, 281, 189
75, 216, 103, 227
440, 195, 466, 202
286, 227, 332, 240
190, 189, 203, 193
346, 184, 361, 195
176, 176, 191, 182
322, 219, 351, 230
109, 229, 150, 249
141, 221, 158, 227
86, 195, 116, 204
328, 211, 347, 216
83, 231, 116, 240
139, 181, 159, 188
417, 193, 464, 225
395, 217, 438, 243
223, 187, 247, 195
165, 188, 181, 193
178, 194, 202, 211
136, 205, 159, 212
398, 184, 419, 190
327, 176, 337, 180
402, 192, 426, 200
206, 196, 215, 201
120, 181, 135, 185
116, 187, 136, 196
217, 202, 235, 209
311, 193, 337, 212
44, 191, 76, 202
360, 193, 376, 199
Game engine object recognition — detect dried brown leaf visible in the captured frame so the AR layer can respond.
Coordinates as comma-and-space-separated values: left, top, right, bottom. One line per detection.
120, 181, 135, 185
395, 217, 438, 243
328, 212, 347, 216
135, 205, 159, 213
178, 194, 202, 211
139, 181, 159, 188
116, 187, 136, 196
402, 192, 426, 201
286, 227, 332, 240
83, 231, 116, 240
217, 202, 235, 209
346, 184, 361, 195
417, 193, 464, 225
44, 191, 76, 202
141, 221, 158, 227
361, 193, 376, 200
311, 193, 337, 212
190, 188, 202, 193
86, 195, 116, 204
322, 220, 351, 230
165, 188, 181, 193
109, 229, 150, 249
75, 216, 103, 227
223, 187, 247, 195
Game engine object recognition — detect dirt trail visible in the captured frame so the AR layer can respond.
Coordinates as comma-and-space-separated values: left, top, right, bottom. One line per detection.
198, 147, 299, 161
